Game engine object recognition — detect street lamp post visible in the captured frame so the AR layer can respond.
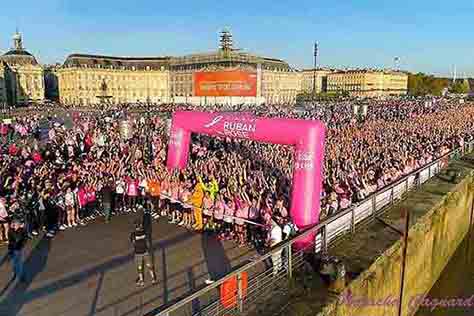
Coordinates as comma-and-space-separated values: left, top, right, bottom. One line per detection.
313, 42, 319, 98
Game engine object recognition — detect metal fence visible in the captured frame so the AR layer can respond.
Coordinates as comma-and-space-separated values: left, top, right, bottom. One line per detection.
154, 141, 474, 316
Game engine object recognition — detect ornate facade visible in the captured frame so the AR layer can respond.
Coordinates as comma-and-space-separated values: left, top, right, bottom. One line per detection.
0, 32, 45, 105
6, 29, 408, 105
261, 63, 301, 104
58, 55, 170, 105
299, 68, 335, 94
58, 30, 302, 105
327, 69, 408, 97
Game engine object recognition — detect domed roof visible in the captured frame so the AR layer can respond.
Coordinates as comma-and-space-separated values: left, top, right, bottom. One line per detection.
1, 49, 38, 65
3, 49, 34, 57
1, 31, 39, 66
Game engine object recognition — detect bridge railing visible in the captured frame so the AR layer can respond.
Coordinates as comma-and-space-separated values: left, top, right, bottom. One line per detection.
154, 140, 474, 316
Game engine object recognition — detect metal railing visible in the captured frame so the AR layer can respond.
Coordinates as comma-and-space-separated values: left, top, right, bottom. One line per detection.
154, 141, 474, 316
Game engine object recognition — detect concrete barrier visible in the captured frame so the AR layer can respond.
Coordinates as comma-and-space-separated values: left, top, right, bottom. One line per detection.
318, 158, 474, 316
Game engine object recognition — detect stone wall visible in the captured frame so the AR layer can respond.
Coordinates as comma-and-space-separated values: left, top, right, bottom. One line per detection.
318, 158, 474, 316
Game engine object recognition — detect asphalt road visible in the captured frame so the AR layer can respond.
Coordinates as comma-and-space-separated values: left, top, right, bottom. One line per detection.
0, 213, 255, 316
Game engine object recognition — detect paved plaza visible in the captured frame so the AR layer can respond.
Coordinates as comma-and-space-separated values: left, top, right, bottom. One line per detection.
0, 214, 255, 316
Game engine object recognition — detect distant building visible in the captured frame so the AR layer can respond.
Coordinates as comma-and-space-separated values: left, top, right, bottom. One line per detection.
327, 69, 408, 97
0, 31, 45, 105
58, 30, 302, 106
2, 29, 414, 106
58, 55, 170, 105
0, 62, 6, 105
298, 68, 336, 94
44, 64, 60, 101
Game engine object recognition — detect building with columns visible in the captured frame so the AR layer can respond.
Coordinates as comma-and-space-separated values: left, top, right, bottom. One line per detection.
298, 68, 336, 94
0, 31, 45, 105
261, 62, 301, 104
58, 55, 170, 105
327, 69, 408, 97
1, 29, 410, 106
58, 30, 302, 106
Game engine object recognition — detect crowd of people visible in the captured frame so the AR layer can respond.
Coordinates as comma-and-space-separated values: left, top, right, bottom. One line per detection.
0, 97, 473, 257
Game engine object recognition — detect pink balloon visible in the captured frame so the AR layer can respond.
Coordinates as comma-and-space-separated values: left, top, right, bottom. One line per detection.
167, 111, 326, 250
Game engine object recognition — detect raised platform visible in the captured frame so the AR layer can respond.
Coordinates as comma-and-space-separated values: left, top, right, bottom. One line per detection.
0, 214, 254, 316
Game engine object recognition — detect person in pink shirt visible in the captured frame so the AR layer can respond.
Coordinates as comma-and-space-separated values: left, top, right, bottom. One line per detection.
213, 193, 225, 234
32, 151, 42, 164
202, 191, 214, 230
247, 192, 262, 245
126, 175, 139, 212
86, 183, 97, 219
235, 192, 250, 246
18, 125, 28, 137
76, 184, 88, 225
178, 181, 193, 228
8, 144, 18, 156
222, 197, 235, 240
0, 124, 7, 138
260, 198, 273, 230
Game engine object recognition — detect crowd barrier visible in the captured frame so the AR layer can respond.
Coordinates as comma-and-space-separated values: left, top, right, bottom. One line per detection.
154, 141, 474, 316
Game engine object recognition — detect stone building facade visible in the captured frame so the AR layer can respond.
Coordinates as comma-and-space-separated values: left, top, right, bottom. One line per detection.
0, 32, 45, 105
168, 50, 300, 105
58, 30, 302, 106
0, 62, 6, 104
1, 30, 409, 106
44, 64, 60, 101
58, 55, 170, 105
298, 68, 335, 94
327, 69, 408, 97
261, 63, 301, 104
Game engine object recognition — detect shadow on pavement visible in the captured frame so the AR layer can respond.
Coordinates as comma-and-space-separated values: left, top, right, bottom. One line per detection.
0, 236, 51, 316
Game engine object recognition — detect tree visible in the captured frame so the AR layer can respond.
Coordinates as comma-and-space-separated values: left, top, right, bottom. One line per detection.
408, 73, 449, 96
450, 80, 470, 94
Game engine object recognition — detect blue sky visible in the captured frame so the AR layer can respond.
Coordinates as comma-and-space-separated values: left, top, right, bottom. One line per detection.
1, 0, 473, 77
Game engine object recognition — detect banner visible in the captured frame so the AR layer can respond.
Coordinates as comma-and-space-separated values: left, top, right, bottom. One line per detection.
194, 71, 257, 97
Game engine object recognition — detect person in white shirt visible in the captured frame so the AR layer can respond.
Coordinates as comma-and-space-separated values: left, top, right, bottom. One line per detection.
115, 179, 125, 212
65, 186, 77, 227
269, 218, 283, 276
282, 220, 298, 241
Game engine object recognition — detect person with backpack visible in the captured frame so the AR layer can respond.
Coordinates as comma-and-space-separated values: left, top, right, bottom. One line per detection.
130, 219, 157, 287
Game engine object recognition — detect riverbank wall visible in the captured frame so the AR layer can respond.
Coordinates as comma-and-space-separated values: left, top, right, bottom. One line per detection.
318, 156, 474, 316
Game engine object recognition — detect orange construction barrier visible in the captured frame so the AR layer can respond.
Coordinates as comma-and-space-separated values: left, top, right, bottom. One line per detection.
220, 272, 248, 309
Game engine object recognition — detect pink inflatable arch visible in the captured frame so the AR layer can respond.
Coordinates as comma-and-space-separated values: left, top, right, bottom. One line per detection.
167, 111, 326, 249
